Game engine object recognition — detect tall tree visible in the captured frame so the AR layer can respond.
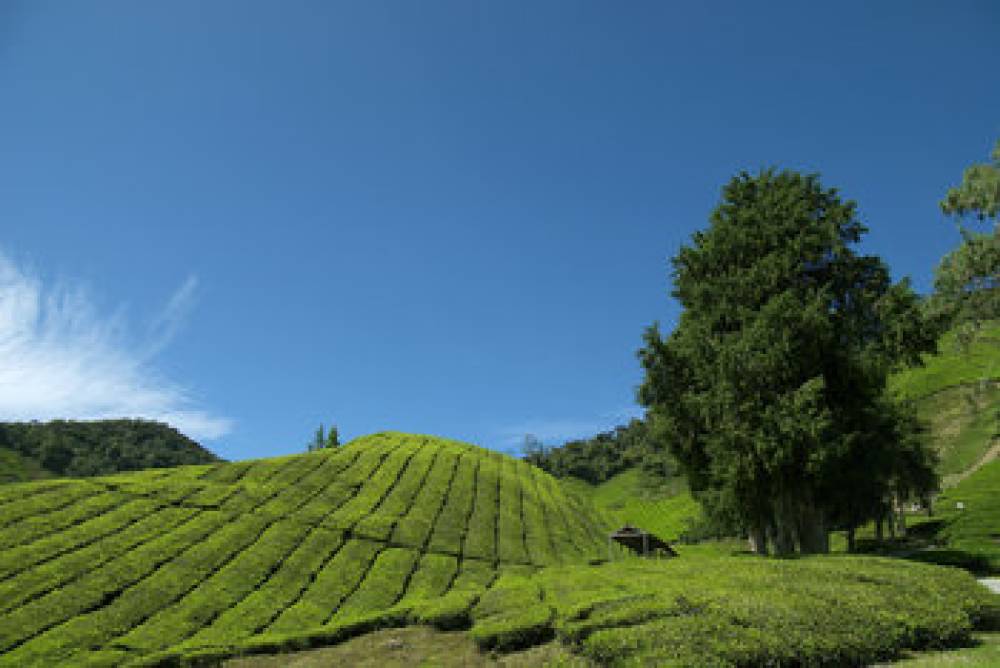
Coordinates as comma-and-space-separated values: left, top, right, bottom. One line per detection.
326, 424, 340, 448
930, 140, 1000, 333
638, 170, 938, 556
309, 424, 325, 452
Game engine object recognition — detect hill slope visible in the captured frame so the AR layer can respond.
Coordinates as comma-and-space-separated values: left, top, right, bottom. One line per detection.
890, 320, 1000, 482
906, 457, 1000, 574
0, 432, 611, 666
0, 419, 221, 483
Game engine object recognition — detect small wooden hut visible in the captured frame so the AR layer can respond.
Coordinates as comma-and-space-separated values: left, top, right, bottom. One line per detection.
608, 524, 677, 560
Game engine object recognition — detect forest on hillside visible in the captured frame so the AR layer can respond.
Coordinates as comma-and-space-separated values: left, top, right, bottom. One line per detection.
0, 419, 221, 482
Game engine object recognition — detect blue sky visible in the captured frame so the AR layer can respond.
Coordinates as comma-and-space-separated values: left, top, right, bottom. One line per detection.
1, 1, 998, 461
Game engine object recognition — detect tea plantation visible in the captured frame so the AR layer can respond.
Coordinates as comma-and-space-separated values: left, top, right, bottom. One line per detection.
1, 432, 998, 667
0, 432, 609, 666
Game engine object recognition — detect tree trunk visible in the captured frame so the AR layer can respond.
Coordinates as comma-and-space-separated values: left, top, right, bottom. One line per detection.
768, 495, 797, 556
875, 515, 884, 542
748, 526, 768, 556
796, 502, 829, 554
846, 526, 856, 553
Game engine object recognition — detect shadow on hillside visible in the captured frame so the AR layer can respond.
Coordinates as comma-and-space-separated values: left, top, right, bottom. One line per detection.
851, 533, 995, 576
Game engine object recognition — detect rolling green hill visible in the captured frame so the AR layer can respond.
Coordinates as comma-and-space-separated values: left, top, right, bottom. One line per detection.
0, 432, 611, 666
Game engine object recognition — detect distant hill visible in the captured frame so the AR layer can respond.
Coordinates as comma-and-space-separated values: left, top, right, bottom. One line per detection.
0, 419, 221, 483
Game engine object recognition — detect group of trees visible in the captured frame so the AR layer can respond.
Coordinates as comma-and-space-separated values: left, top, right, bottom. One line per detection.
307, 423, 340, 451
521, 419, 673, 487
0, 419, 220, 479
635, 140, 999, 556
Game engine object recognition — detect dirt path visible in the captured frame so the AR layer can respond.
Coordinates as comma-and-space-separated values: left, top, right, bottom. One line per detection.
946, 439, 1000, 487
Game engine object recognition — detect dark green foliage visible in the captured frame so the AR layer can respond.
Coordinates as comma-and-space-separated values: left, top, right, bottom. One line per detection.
638, 169, 940, 554
941, 139, 1000, 223
307, 423, 340, 452
524, 418, 671, 489
0, 419, 220, 481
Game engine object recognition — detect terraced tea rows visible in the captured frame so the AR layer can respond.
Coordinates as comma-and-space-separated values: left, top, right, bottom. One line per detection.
0, 433, 611, 666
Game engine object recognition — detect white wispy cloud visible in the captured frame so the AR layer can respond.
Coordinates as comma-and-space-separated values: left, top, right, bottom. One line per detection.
495, 406, 645, 450
0, 251, 232, 440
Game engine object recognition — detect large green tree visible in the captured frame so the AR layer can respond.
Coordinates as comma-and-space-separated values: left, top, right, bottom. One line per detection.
638, 170, 938, 556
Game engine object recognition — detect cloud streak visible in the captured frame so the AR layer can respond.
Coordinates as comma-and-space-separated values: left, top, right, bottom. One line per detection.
0, 252, 232, 440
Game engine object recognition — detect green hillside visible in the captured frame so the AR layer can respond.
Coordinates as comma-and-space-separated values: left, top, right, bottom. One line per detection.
906, 458, 1000, 574
889, 321, 1000, 481
0, 420, 222, 483
889, 321, 1000, 401
561, 469, 701, 543
0, 432, 611, 666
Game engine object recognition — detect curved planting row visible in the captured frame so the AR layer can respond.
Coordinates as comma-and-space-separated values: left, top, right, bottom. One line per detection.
0, 432, 611, 666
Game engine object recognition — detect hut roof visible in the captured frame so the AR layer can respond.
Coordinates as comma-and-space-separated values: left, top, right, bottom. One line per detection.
609, 524, 677, 556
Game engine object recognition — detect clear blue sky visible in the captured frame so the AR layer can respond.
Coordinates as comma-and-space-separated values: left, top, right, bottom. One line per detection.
1, 1, 998, 461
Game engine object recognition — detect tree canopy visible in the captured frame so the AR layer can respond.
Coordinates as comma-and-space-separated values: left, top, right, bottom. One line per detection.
638, 169, 939, 555
930, 139, 1000, 332
940, 139, 1000, 223
0, 419, 220, 481
522, 418, 673, 489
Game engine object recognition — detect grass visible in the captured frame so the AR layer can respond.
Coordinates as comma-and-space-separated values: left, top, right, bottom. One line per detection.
882, 633, 1000, 667
224, 625, 593, 668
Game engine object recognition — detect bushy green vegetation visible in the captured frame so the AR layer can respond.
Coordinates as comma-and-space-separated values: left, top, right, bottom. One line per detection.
468, 557, 999, 667
0, 419, 221, 482
156, 554, 999, 667
0, 432, 609, 666
0, 448, 53, 484
524, 419, 670, 486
